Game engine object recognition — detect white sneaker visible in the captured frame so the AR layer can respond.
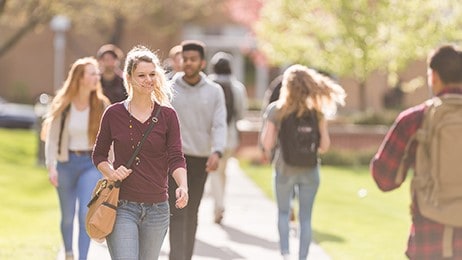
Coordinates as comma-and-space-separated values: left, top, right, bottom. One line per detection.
282, 253, 291, 260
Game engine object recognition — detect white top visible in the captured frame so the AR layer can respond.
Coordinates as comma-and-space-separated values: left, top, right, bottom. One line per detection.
68, 104, 91, 150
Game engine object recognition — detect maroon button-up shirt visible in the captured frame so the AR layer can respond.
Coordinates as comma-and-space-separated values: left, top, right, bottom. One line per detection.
371, 88, 462, 259
93, 102, 186, 204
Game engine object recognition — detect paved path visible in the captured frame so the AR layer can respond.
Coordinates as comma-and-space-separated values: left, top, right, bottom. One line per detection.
59, 158, 330, 260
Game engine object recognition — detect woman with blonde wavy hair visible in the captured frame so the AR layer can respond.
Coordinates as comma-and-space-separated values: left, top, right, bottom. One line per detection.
260, 64, 345, 260
43, 56, 109, 260
92, 45, 188, 259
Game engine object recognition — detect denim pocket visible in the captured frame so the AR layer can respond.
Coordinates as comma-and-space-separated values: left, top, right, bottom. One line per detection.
154, 201, 169, 214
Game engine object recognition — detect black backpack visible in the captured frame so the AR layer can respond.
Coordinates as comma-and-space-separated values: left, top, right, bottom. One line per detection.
278, 110, 320, 167
215, 80, 235, 125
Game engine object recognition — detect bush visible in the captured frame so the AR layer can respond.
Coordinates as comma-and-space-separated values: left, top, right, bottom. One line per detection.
247, 98, 263, 111
351, 110, 399, 126
320, 148, 376, 167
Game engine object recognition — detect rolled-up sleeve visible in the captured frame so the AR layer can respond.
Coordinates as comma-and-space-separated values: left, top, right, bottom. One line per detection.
92, 108, 112, 167
166, 108, 186, 174
370, 105, 424, 191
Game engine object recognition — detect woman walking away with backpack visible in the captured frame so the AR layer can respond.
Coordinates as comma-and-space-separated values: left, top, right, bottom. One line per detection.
260, 64, 345, 260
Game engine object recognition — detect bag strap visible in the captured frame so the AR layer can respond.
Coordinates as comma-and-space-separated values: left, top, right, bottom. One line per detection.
125, 104, 161, 168
394, 99, 433, 185
57, 105, 70, 155
443, 225, 454, 258
110, 104, 161, 188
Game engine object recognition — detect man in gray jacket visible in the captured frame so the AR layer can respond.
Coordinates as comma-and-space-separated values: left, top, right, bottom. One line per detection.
168, 40, 227, 260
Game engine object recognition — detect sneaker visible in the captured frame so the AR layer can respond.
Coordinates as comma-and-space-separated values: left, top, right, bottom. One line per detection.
282, 253, 291, 260
289, 207, 298, 237
289, 207, 295, 222
214, 209, 224, 224
65, 252, 74, 260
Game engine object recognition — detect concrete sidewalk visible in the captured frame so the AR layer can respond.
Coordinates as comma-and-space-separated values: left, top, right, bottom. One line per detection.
59, 158, 330, 260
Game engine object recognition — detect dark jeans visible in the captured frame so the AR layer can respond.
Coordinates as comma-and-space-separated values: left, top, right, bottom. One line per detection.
168, 155, 208, 260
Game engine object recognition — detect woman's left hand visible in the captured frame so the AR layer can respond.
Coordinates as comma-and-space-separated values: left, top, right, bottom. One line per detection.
175, 186, 188, 209
48, 167, 59, 187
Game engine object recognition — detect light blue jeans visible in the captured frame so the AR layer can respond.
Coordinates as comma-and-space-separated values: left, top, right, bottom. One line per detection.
107, 200, 170, 260
56, 152, 101, 260
274, 165, 320, 260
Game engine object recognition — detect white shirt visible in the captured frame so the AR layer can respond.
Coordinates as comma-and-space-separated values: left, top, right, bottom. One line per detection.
68, 104, 91, 151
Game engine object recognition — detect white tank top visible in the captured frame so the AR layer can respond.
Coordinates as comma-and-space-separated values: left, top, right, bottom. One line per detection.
68, 104, 91, 151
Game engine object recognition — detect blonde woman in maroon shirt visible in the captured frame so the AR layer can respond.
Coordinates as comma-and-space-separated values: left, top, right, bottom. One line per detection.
92, 45, 188, 260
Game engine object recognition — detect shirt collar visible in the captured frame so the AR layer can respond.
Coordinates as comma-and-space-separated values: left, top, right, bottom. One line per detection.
437, 87, 462, 96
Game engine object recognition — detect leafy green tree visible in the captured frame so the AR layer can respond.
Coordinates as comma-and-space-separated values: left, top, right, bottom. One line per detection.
255, 0, 462, 110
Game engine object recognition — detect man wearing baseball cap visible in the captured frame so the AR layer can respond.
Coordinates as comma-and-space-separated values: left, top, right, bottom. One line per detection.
96, 44, 127, 104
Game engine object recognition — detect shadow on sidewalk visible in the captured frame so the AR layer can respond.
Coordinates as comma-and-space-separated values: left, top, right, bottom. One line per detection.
193, 224, 279, 259
194, 239, 244, 260
313, 229, 344, 244
220, 225, 279, 249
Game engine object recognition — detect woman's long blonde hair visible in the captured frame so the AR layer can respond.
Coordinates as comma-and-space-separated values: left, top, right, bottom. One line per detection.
42, 57, 109, 145
123, 45, 172, 106
277, 64, 346, 120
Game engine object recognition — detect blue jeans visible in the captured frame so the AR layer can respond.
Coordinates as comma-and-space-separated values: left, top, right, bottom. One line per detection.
56, 152, 101, 260
107, 200, 170, 260
274, 166, 320, 260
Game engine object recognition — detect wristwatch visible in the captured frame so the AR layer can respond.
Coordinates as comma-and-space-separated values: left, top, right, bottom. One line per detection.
214, 151, 223, 158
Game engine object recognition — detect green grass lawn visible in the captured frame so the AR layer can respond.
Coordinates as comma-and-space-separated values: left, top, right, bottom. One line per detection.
0, 128, 412, 260
0, 129, 60, 259
240, 160, 411, 260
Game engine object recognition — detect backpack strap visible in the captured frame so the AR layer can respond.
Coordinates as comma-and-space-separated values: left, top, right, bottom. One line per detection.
442, 226, 454, 258
394, 99, 434, 185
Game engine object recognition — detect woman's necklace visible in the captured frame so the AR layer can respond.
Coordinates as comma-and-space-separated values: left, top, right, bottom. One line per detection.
128, 101, 154, 166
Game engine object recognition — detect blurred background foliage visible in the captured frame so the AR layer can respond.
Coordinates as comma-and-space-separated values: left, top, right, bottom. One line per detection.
2, 0, 462, 110
0, 0, 225, 57
255, 0, 462, 110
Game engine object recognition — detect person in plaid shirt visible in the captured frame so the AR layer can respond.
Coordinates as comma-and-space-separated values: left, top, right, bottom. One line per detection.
371, 44, 462, 260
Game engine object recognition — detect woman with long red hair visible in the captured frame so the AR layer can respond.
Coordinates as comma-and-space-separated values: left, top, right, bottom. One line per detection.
43, 57, 109, 260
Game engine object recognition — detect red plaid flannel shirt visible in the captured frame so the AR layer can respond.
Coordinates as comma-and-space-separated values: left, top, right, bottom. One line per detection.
370, 88, 462, 260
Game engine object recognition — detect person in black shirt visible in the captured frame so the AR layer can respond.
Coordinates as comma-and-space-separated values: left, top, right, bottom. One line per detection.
96, 44, 127, 103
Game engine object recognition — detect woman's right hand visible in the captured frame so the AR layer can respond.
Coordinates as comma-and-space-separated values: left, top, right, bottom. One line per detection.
97, 161, 132, 181
110, 165, 132, 181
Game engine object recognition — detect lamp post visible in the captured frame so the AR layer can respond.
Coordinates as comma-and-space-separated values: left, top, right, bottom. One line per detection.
35, 93, 51, 166
50, 15, 71, 91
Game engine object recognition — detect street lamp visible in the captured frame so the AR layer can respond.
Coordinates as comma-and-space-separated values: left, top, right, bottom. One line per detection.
34, 93, 51, 166
50, 15, 71, 91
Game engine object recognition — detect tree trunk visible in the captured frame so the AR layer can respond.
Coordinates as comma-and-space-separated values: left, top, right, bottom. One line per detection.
109, 15, 125, 46
359, 81, 367, 111
0, 17, 41, 58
